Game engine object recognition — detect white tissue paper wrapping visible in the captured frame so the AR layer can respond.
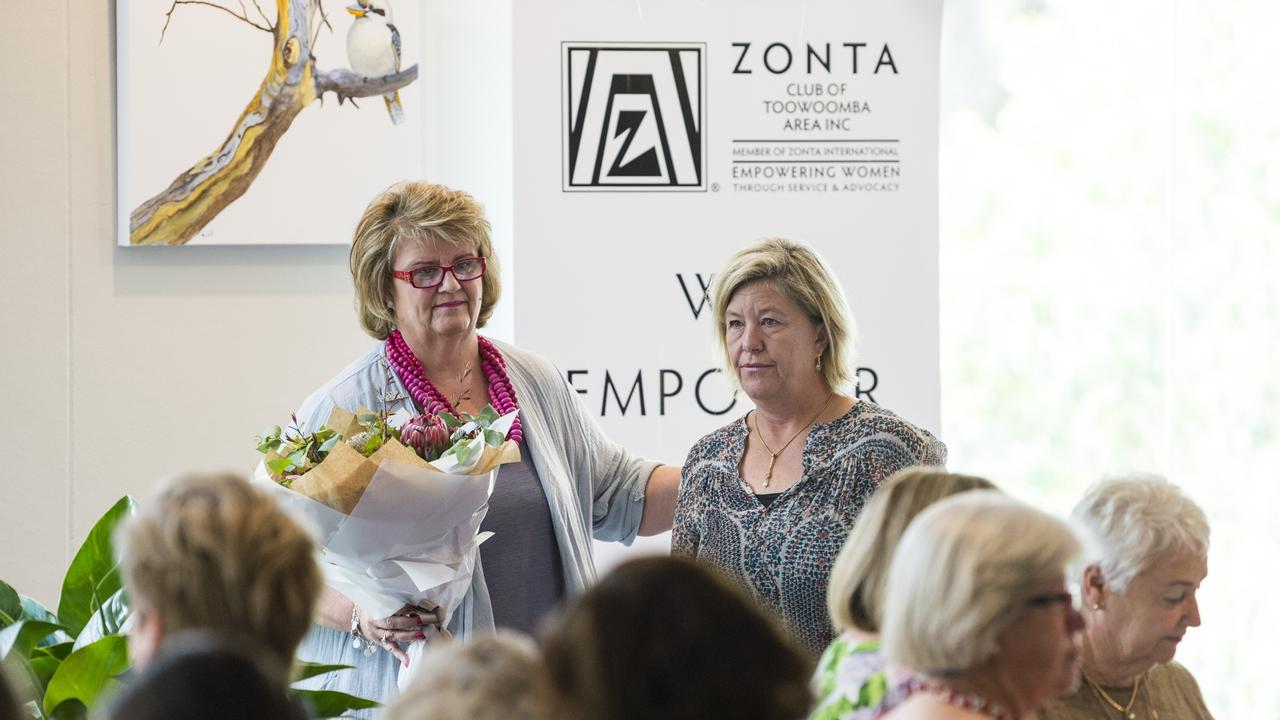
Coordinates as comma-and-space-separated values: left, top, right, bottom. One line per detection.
253, 411, 518, 692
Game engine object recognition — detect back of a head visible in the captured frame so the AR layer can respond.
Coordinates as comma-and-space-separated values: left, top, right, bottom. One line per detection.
881, 491, 1081, 674
542, 556, 812, 720
118, 471, 322, 673
385, 633, 552, 720
101, 634, 305, 720
828, 467, 997, 633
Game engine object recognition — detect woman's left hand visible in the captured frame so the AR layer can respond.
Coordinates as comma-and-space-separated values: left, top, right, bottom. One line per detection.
358, 603, 443, 665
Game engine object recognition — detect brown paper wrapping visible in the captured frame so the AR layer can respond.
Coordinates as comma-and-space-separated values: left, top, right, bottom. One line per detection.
277, 407, 522, 515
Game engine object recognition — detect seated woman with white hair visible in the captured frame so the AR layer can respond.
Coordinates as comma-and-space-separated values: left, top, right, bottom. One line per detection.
1040, 474, 1213, 719
880, 491, 1085, 719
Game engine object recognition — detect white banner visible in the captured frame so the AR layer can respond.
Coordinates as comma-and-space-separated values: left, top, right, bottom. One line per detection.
514, 0, 943, 564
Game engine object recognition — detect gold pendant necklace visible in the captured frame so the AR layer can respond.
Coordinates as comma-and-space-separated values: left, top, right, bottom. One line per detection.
1084, 672, 1144, 720
752, 394, 834, 488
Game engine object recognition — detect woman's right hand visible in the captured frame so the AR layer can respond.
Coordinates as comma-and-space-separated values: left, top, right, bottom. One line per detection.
357, 604, 442, 666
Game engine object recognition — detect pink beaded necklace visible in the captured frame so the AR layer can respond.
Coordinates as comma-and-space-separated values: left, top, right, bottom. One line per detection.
905, 677, 1014, 720
385, 330, 523, 445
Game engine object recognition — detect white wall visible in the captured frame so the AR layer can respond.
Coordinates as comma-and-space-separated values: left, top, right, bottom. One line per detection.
0, 0, 513, 606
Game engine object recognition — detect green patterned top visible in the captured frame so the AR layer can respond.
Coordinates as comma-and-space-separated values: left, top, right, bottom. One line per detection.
809, 634, 889, 720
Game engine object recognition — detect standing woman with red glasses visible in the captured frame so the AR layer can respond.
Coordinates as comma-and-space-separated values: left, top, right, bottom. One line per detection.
290, 182, 680, 714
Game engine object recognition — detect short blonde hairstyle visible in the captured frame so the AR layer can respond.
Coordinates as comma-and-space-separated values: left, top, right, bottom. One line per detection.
711, 238, 855, 392
118, 472, 321, 677
827, 467, 996, 633
882, 491, 1081, 674
385, 633, 553, 720
350, 181, 500, 339
1072, 473, 1210, 592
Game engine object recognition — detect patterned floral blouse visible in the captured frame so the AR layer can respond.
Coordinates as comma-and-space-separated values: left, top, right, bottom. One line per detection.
671, 402, 946, 655
810, 635, 890, 720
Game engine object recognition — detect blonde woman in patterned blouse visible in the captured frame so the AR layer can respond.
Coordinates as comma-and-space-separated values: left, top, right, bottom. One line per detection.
671, 237, 947, 656
1039, 475, 1214, 720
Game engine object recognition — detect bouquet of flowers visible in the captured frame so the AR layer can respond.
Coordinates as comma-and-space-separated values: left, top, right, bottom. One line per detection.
253, 403, 520, 689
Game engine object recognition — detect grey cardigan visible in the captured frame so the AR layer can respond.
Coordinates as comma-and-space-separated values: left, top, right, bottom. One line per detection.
295, 338, 659, 636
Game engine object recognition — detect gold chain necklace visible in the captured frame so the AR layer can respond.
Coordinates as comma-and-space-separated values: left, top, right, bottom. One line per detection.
752, 394, 834, 488
1084, 672, 1144, 720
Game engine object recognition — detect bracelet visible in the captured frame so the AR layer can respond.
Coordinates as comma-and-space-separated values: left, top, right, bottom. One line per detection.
349, 605, 376, 656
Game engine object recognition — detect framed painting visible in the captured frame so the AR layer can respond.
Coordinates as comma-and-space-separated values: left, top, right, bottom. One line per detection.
116, 0, 424, 246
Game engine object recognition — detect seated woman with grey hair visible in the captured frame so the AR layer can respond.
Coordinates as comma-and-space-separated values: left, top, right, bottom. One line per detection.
1040, 474, 1213, 719
673, 238, 946, 656
880, 491, 1085, 720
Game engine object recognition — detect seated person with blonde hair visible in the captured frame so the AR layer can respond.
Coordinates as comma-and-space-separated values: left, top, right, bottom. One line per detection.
384, 632, 553, 720
117, 471, 322, 680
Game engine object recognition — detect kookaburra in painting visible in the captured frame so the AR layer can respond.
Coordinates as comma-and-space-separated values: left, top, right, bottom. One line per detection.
347, 0, 404, 125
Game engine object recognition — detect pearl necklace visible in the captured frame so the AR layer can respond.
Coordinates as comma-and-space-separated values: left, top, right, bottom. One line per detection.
385, 331, 523, 445
905, 677, 1013, 720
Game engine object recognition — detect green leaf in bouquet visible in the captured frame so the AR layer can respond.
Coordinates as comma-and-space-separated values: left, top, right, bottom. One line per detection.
58, 497, 137, 638
0, 620, 64, 662
454, 438, 480, 467
255, 425, 283, 453
476, 405, 500, 426
0, 580, 20, 628
318, 435, 340, 453
439, 411, 461, 430
43, 635, 129, 717
291, 661, 353, 683
267, 456, 295, 476
292, 688, 380, 718
356, 412, 380, 426
483, 428, 504, 448
287, 449, 309, 469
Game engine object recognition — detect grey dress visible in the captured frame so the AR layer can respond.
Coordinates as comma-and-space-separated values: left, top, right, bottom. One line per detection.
290, 339, 659, 715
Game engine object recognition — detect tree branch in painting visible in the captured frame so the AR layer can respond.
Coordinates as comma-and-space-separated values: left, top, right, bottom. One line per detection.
130, 0, 418, 246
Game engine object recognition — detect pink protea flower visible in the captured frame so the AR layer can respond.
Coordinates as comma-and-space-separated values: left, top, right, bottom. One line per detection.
401, 413, 451, 460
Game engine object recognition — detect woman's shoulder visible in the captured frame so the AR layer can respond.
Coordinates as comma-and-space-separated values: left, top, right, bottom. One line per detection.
488, 337, 559, 380
296, 344, 393, 428
1146, 661, 1212, 711
835, 402, 946, 458
686, 416, 748, 463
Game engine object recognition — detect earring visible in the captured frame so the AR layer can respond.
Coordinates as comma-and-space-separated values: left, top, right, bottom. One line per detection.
1091, 603, 1101, 610
816, 356, 822, 372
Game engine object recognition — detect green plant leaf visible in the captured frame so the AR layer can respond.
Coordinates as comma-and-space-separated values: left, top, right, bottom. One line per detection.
439, 412, 460, 429
49, 699, 88, 720
0, 621, 64, 662
34, 642, 74, 662
20, 595, 58, 624
43, 635, 129, 716
483, 428, 504, 447
72, 590, 129, 651
58, 497, 137, 638
0, 580, 19, 628
292, 689, 380, 718
291, 661, 353, 683
28, 654, 61, 698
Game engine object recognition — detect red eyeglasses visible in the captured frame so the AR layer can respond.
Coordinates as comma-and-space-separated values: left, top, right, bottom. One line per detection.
391, 257, 486, 289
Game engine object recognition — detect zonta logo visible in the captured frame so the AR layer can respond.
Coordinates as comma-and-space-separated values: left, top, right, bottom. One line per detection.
562, 43, 706, 191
